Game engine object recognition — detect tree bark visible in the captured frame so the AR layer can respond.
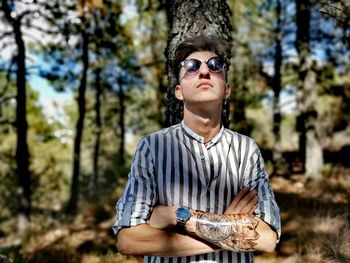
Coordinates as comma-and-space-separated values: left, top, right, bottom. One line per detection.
90, 67, 102, 188
117, 77, 125, 164
1, 0, 31, 233
67, 17, 89, 214
165, 0, 233, 127
295, 0, 324, 179
272, 0, 284, 174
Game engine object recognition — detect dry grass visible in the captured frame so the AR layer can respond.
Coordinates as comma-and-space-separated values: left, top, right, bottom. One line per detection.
256, 213, 349, 263
257, 166, 350, 263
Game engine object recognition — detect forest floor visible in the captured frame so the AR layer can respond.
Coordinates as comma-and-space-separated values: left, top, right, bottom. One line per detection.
256, 164, 350, 263
0, 165, 349, 263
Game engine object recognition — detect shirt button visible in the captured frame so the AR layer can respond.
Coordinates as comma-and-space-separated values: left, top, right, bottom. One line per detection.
200, 155, 205, 160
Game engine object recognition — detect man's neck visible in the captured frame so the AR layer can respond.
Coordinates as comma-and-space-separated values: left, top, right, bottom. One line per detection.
183, 107, 222, 143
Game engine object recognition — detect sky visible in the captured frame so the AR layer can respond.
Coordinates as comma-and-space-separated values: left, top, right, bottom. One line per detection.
29, 74, 73, 120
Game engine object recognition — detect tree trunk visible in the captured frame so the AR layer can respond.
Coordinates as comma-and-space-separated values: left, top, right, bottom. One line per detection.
90, 67, 102, 188
272, 0, 284, 174
67, 19, 89, 214
165, 0, 233, 127
295, 0, 324, 179
1, 0, 31, 233
117, 78, 125, 164
151, 12, 167, 127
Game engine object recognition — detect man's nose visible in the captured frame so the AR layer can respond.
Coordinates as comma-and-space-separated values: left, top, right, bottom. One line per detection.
198, 62, 210, 77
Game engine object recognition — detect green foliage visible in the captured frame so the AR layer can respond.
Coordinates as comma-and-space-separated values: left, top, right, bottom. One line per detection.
0, 84, 70, 220
227, 0, 277, 134
0, 79, 18, 220
317, 63, 350, 136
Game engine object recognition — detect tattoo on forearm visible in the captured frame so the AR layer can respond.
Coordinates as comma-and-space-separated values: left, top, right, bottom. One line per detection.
184, 210, 260, 251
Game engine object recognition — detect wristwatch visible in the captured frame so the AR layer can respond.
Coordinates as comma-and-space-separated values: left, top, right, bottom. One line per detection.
175, 206, 191, 227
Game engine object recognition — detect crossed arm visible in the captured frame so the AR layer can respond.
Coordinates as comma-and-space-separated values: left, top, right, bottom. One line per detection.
116, 188, 277, 256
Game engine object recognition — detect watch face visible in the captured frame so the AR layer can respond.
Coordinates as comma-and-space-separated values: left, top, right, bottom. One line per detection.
197, 213, 232, 241
176, 207, 191, 222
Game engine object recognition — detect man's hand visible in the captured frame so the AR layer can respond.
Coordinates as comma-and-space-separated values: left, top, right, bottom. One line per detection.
224, 187, 258, 215
149, 205, 178, 229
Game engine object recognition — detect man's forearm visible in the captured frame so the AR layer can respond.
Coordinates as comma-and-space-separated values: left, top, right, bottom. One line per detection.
117, 224, 220, 256
184, 209, 260, 252
149, 205, 277, 253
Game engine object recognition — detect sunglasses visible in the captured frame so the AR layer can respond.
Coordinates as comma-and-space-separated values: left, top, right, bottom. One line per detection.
180, 57, 226, 75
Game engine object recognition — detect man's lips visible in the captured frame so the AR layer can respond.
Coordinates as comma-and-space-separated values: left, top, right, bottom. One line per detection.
197, 81, 213, 88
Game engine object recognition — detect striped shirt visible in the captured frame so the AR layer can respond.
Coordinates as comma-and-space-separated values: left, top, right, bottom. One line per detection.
113, 121, 281, 263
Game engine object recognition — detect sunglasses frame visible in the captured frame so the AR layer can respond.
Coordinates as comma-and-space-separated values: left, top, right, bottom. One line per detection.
179, 56, 226, 75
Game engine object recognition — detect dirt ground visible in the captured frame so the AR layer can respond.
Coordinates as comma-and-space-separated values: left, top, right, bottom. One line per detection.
0, 166, 349, 263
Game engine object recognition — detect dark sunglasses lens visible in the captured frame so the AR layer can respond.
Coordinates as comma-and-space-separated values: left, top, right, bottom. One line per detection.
207, 57, 225, 72
184, 59, 201, 73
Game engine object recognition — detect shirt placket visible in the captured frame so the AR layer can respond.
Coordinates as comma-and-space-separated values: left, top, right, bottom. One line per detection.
196, 137, 211, 185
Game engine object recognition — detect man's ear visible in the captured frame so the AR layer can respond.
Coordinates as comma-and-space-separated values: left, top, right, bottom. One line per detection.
175, 84, 184, 101
225, 83, 231, 99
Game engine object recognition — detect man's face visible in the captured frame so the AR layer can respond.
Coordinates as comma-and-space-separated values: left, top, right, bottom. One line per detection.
175, 51, 230, 106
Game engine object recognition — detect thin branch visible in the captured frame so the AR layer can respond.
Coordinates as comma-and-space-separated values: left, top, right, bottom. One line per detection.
0, 68, 16, 74
35, 10, 65, 29
29, 24, 60, 35
18, 1, 42, 7
0, 94, 16, 104
279, 99, 296, 110
0, 119, 15, 126
320, 3, 347, 24
0, 31, 13, 41
26, 65, 41, 71
17, 9, 41, 20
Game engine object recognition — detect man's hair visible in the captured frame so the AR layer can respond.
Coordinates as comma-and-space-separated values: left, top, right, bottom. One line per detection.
172, 35, 231, 82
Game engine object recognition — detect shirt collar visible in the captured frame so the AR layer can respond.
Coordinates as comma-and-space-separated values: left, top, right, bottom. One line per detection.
180, 120, 224, 147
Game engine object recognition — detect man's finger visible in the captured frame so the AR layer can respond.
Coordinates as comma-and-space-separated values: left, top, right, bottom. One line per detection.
225, 187, 250, 212
234, 190, 258, 213
225, 187, 256, 214
248, 205, 257, 215
240, 195, 259, 214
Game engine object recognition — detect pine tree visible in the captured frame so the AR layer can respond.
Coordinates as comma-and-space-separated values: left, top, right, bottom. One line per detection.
295, 0, 324, 179
164, 0, 233, 127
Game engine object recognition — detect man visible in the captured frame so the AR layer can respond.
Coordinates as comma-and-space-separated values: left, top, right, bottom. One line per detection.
113, 35, 281, 263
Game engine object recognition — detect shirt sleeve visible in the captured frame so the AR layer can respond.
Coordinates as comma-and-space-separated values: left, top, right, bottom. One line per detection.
243, 141, 281, 241
112, 137, 157, 236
